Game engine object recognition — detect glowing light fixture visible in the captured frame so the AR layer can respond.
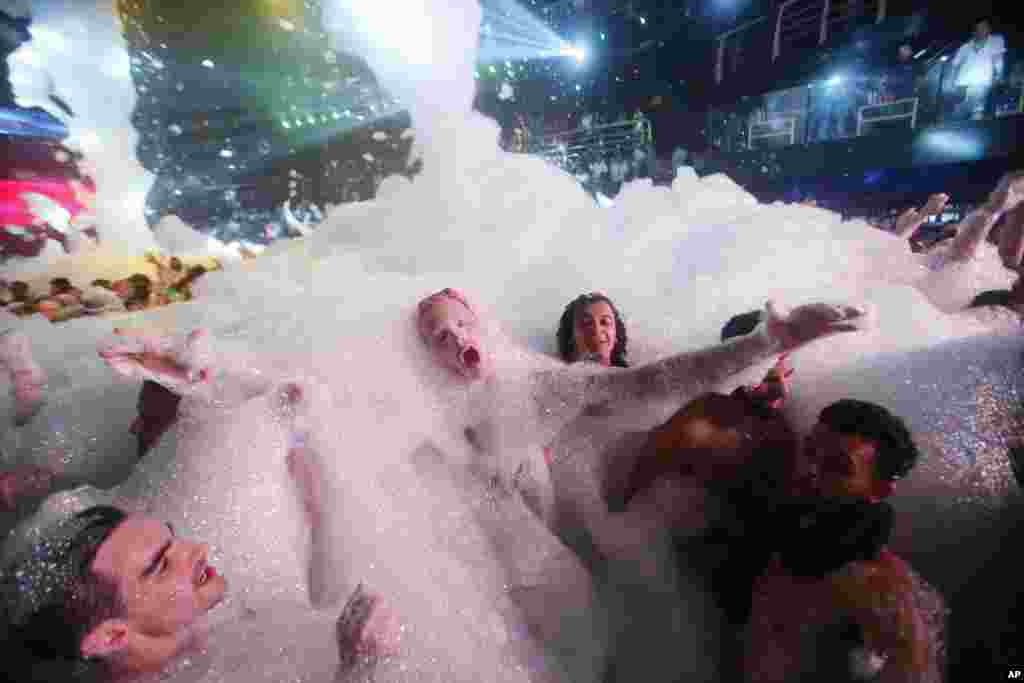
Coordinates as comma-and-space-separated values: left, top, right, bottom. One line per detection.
561, 44, 586, 63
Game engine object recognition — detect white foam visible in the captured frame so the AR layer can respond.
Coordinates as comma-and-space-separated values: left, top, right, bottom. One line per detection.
3, 0, 1022, 680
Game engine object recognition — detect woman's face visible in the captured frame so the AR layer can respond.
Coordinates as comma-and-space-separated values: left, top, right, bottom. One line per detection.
573, 300, 617, 366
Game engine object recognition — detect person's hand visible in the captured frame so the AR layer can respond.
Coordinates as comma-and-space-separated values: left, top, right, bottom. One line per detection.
920, 193, 949, 218
746, 354, 794, 408
336, 585, 401, 669
0, 466, 55, 511
763, 301, 868, 353
98, 329, 212, 394
891, 207, 922, 236
998, 203, 1024, 273
987, 171, 1024, 215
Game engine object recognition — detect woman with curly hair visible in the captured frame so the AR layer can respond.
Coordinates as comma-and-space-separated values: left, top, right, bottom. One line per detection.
556, 292, 629, 368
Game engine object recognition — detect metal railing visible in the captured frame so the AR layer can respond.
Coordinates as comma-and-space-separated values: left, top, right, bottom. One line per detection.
715, 0, 885, 83
709, 50, 1024, 154
856, 96, 918, 136
749, 116, 798, 149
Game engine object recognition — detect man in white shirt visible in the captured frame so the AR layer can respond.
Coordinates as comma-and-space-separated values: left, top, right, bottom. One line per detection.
950, 18, 1006, 120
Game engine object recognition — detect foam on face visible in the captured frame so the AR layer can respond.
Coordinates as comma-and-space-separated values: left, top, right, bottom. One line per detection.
3, 0, 1022, 679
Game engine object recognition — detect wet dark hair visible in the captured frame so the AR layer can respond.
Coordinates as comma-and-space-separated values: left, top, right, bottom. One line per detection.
968, 289, 1014, 309
169, 257, 183, 271
556, 292, 629, 368
721, 310, 764, 341
125, 274, 152, 306
49, 278, 73, 294
9, 281, 30, 301
2, 506, 127, 666
818, 400, 919, 481
89, 279, 112, 290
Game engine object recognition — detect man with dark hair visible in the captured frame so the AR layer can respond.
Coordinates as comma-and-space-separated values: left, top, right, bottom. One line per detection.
744, 399, 938, 682
49, 277, 74, 297
1, 505, 226, 680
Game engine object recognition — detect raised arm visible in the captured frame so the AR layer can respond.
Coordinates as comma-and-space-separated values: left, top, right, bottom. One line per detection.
561, 301, 866, 420
891, 194, 949, 239
996, 175, 1024, 273
98, 328, 278, 405
947, 171, 1024, 263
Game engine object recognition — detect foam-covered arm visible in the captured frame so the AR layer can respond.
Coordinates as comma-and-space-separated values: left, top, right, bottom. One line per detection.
945, 205, 1001, 263
892, 194, 949, 239
286, 429, 351, 609
589, 301, 864, 414
585, 329, 780, 413
98, 329, 276, 405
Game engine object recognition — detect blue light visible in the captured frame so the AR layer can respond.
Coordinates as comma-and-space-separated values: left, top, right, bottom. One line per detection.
560, 44, 586, 63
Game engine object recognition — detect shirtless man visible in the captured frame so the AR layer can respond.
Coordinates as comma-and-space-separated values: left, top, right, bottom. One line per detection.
744, 400, 941, 682
1, 503, 395, 682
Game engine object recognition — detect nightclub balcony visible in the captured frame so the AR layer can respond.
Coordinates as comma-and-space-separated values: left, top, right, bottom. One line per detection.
695, 0, 1024, 196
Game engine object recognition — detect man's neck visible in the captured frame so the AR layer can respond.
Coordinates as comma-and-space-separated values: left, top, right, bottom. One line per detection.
107, 634, 191, 682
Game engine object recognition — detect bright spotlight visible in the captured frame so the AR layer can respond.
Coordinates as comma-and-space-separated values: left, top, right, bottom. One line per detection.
561, 44, 586, 63
940, 55, 949, 62
826, 75, 842, 86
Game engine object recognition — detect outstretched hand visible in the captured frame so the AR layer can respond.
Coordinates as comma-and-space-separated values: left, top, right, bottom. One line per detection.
921, 193, 950, 218
998, 204, 1024, 274
988, 171, 1024, 215
98, 328, 212, 394
763, 301, 868, 353
336, 585, 401, 670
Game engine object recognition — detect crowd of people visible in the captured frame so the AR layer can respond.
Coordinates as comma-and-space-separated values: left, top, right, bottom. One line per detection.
722, 18, 1019, 153
0, 254, 217, 324
0, 171, 1022, 682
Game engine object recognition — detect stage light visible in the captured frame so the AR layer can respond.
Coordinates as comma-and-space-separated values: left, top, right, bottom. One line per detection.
826, 75, 842, 86
561, 44, 586, 63
940, 55, 949, 62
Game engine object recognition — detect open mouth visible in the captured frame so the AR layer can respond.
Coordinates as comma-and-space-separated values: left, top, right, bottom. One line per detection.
461, 347, 480, 369
194, 559, 216, 587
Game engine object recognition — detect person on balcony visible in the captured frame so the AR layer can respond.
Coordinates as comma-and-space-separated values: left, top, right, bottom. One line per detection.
884, 44, 918, 101
950, 18, 1006, 120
